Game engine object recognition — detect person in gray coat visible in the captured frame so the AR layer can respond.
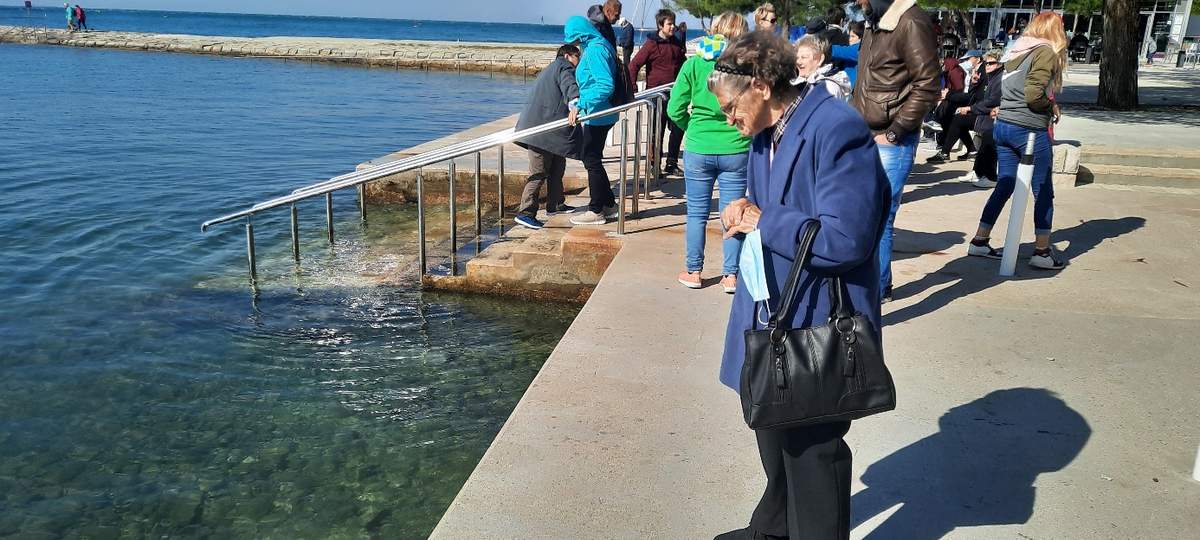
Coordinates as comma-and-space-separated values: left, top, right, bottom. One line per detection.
513, 44, 582, 229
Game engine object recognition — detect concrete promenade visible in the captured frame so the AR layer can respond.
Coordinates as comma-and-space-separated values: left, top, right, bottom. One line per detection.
430, 157, 1200, 540
0, 26, 559, 75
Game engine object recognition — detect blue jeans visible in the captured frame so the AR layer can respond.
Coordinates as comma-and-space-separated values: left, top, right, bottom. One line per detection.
683, 151, 748, 275
979, 121, 1054, 235
876, 132, 918, 292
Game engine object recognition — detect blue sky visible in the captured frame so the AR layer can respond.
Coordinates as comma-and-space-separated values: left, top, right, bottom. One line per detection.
49, 1, 705, 26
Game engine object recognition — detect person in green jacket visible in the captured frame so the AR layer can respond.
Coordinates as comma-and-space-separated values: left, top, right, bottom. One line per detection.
667, 11, 750, 293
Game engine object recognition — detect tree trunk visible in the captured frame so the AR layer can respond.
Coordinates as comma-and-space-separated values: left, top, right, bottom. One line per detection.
954, 10, 977, 50
1098, 0, 1139, 109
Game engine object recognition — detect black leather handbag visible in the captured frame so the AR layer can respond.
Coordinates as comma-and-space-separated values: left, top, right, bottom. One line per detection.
740, 220, 896, 430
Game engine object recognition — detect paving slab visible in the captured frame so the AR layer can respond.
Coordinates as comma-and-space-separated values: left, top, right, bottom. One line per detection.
431, 153, 1200, 538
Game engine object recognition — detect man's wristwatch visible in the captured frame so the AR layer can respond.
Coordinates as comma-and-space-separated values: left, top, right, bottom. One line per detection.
885, 130, 899, 144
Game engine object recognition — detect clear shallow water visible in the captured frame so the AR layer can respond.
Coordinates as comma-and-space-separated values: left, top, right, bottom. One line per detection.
0, 44, 577, 538
0, 6, 692, 45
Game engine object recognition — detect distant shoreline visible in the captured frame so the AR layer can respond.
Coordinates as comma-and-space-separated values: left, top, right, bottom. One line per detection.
0, 25, 560, 76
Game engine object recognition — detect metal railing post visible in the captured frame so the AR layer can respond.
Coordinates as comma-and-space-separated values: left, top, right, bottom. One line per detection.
448, 160, 457, 254
357, 184, 366, 222
290, 204, 299, 262
417, 170, 426, 274
325, 193, 334, 244
246, 220, 257, 282
655, 95, 666, 187
497, 145, 505, 221
617, 114, 628, 235
474, 152, 482, 238
633, 107, 642, 216
647, 97, 658, 184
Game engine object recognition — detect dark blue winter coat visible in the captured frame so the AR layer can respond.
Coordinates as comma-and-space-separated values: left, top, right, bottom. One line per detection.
719, 88, 890, 392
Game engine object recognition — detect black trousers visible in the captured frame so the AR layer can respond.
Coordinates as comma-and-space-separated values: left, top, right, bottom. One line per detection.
972, 130, 997, 181
941, 114, 977, 155
749, 421, 852, 539
581, 123, 617, 212
652, 105, 684, 170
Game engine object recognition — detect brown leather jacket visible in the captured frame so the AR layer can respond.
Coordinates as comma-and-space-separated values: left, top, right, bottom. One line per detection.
850, 0, 940, 140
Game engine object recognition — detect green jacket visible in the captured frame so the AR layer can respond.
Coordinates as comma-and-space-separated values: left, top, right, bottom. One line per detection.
666, 35, 750, 155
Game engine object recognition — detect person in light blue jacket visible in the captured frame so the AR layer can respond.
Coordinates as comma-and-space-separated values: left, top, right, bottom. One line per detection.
564, 15, 621, 225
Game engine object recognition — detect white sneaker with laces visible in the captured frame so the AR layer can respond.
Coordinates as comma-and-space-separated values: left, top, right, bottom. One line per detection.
1029, 248, 1067, 270
570, 211, 607, 226
960, 171, 980, 183
967, 240, 1002, 259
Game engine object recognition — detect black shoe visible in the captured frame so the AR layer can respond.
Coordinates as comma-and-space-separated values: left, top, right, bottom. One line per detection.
958, 150, 978, 160
663, 164, 680, 176
926, 151, 949, 164
881, 285, 893, 304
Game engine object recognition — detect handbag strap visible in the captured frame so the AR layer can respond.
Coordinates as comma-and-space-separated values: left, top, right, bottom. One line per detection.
767, 220, 820, 330
768, 221, 856, 331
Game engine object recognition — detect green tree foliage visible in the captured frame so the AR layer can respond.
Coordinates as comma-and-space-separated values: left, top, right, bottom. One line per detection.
664, 0, 760, 21
1063, 0, 1103, 15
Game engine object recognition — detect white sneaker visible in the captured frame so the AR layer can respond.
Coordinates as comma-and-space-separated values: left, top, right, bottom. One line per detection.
1029, 247, 1067, 270
959, 171, 980, 183
973, 177, 998, 189
570, 210, 607, 226
967, 240, 1002, 259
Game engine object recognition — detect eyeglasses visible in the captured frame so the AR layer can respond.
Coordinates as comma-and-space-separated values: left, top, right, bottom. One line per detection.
764, 17, 777, 23
720, 85, 751, 117
985, 61, 1001, 66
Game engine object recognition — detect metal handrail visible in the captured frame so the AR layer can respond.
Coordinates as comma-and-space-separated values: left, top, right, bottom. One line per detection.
285, 83, 675, 199
201, 81, 675, 283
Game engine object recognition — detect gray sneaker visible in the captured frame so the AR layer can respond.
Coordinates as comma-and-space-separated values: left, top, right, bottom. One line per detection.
570, 210, 607, 225
603, 205, 619, 219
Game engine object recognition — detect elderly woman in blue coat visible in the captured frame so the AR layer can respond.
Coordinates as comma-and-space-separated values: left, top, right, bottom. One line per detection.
709, 31, 890, 540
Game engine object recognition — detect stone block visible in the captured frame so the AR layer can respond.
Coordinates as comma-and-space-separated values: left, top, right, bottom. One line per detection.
1052, 143, 1080, 175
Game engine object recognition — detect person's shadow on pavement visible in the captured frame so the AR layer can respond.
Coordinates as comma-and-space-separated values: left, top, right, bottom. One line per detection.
885, 217, 1146, 326
850, 388, 1091, 539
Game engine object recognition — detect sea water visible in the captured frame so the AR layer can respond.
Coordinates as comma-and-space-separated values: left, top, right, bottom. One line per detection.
0, 44, 576, 538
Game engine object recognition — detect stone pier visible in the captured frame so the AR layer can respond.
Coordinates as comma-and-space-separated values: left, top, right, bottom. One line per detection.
0, 26, 559, 76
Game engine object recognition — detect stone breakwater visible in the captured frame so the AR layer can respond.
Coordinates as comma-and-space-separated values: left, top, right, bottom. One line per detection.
0, 26, 559, 75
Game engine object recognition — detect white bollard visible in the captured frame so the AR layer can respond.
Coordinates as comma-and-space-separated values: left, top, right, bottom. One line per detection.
1193, 444, 1200, 482
999, 132, 1038, 277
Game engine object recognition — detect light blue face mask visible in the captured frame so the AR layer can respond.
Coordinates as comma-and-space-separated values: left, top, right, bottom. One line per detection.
739, 230, 773, 325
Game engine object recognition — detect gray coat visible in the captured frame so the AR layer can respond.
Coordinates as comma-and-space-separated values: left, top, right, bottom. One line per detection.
515, 57, 581, 159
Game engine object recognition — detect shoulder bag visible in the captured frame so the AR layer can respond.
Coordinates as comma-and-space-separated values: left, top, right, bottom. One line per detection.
741, 220, 897, 430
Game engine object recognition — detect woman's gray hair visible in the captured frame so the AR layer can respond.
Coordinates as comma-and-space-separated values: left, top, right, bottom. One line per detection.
707, 30, 798, 98
795, 34, 830, 63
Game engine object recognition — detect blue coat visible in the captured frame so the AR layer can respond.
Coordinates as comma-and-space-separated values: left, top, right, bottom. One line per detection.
719, 88, 891, 392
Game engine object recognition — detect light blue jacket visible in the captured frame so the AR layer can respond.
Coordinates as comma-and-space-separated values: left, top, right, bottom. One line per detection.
564, 16, 618, 126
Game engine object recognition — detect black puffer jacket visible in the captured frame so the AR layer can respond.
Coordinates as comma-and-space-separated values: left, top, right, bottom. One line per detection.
970, 67, 1003, 133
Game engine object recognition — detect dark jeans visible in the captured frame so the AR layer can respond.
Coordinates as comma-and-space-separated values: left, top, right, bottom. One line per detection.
518, 148, 566, 218
581, 123, 617, 212
652, 105, 684, 170
941, 114, 977, 155
972, 130, 997, 181
980, 120, 1054, 234
749, 421, 852, 539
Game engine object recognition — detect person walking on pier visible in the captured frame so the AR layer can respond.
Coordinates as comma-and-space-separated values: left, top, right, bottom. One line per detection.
513, 44, 582, 230
74, 4, 87, 31
565, 16, 621, 226
628, 8, 686, 176
967, 12, 1068, 270
64, 2, 76, 31
849, 0, 940, 303
667, 11, 750, 293
713, 31, 889, 540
